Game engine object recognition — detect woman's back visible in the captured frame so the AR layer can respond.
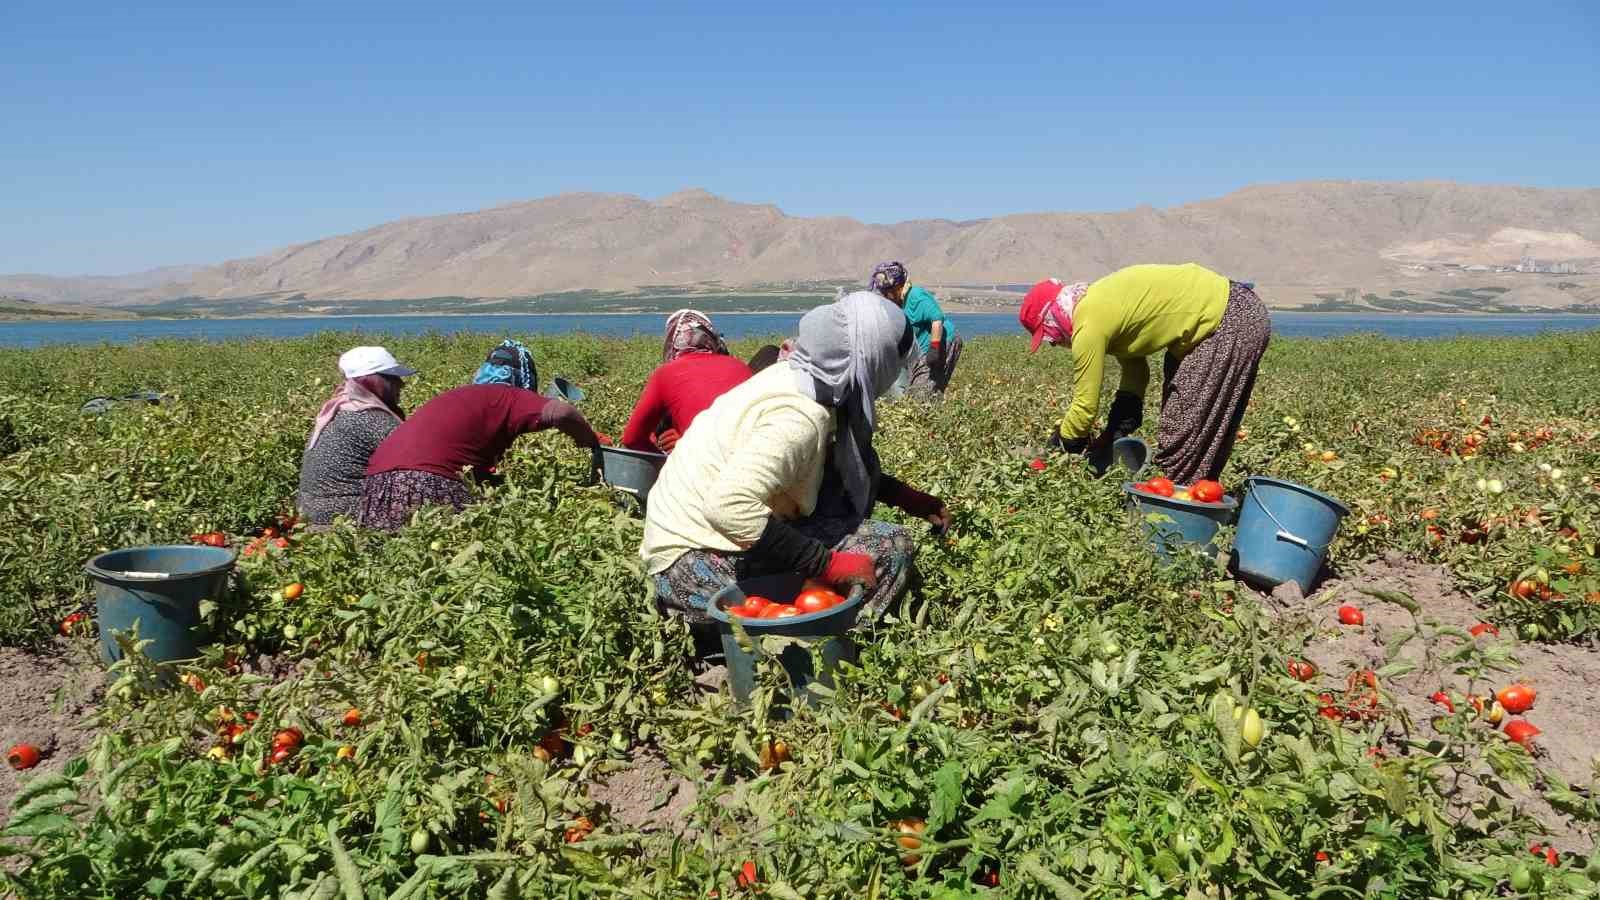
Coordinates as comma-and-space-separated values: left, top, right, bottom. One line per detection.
298, 408, 402, 525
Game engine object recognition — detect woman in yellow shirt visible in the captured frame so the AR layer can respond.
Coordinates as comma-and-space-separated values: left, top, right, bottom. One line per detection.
1017, 263, 1271, 483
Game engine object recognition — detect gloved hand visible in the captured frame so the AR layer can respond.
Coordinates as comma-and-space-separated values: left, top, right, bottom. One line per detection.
1085, 429, 1117, 477
582, 448, 603, 487
878, 475, 951, 535
821, 550, 878, 590
1047, 426, 1089, 455
1106, 391, 1143, 438
654, 428, 680, 453
594, 431, 614, 447
927, 339, 945, 373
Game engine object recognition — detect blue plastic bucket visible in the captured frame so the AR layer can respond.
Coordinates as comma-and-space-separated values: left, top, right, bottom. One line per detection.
599, 446, 667, 513
84, 545, 236, 665
706, 574, 865, 706
1123, 483, 1239, 561
1233, 476, 1349, 592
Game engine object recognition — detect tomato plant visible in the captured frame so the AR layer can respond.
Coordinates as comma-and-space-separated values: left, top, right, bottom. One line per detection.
1, 331, 1597, 897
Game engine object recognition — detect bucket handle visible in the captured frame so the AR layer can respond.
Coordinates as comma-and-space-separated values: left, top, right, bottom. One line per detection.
1247, 488, 1329, 553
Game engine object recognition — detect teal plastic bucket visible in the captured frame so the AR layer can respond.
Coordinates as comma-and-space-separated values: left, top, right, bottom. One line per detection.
599, 446, 667, 513
706, 575, 865, 706
1234, 476, 1349, 592
84, 545, 236, 665
1123, 483, 1239, 561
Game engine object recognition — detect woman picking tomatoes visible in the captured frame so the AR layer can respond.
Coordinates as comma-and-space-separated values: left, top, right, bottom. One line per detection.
297, 346, 418, 528
640, 292, 949, 646
620, 310, 754, 454
357, 339, 602, 530
1017, 264, 1271, 484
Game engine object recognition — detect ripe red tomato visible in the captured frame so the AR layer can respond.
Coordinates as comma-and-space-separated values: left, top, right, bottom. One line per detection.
1495, 683, 1536, 714
1502, 718, 1541, 748
758, 604, 789, 619
6, 743, 41, 770
1286, 659, 1316, 681
1429, 691, 1455, 713
59, 611, 87, 635
1509, 579, 1538, 600
1028, 458, 1046, 471
736, 861, 758, 888
1336, 605, 1365, 626
342, 708, 362, 727
1190, 480, 1224, 503
1468, 622, 1499, 638
774, 607, 802, 619
744, 595, 773, 614
271, 727, 303, 750
796, 588, 842, 614
1145, 477, 1175, 498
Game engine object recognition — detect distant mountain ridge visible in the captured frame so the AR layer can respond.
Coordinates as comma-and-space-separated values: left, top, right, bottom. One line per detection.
5, 181, 1598, 310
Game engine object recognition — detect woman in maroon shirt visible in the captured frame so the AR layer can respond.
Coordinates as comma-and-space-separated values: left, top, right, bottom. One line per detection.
621, 310, 753, 453
359, 340, 601, 529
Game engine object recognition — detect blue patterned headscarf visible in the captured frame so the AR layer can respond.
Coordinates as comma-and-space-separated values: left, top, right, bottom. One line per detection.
472, 339, 538, 391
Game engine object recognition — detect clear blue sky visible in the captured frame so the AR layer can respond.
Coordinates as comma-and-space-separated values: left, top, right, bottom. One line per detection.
4, 0, 1597, 275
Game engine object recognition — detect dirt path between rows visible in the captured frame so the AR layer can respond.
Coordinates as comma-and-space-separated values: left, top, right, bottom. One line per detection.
0, 642, 104, 821
1262, 553, 1600, 852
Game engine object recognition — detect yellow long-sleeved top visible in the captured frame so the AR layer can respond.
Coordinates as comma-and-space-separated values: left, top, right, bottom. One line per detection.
1058, 263, 1231, 439
640, 363, 836, 575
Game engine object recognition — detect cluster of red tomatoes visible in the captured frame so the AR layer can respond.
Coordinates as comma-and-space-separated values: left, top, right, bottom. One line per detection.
1132, 477, 1226, 504
730, 582, 846, 619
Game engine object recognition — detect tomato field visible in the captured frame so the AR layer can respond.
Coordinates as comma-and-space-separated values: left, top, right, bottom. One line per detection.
2, 329, 1599, 898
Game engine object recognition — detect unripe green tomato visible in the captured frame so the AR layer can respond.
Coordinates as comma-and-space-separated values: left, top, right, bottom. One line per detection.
1522, 624, 1540, 640
1101, 639, 1121, 658
1510, 863, 1532, 891
610, 729, 628, 752
541, 675, 561, 694
410, 828, 430, 854
283, 625, 298, 640
429, 540, 443, 552
910, 683, 929, 702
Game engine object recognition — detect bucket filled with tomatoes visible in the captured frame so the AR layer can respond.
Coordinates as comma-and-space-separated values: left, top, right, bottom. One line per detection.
707, 574, 867, 706
1123, 478, 1238, 561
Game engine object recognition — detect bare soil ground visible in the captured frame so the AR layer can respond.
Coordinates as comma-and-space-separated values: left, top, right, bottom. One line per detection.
1262, 553, 1600, 851
0, 641, 104, 821
586, 749, 701, 836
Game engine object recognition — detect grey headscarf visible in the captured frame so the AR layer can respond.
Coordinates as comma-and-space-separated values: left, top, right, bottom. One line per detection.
787, 291, 911, 518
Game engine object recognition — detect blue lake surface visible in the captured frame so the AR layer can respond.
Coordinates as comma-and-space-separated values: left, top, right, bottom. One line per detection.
5, 311, 1600, 348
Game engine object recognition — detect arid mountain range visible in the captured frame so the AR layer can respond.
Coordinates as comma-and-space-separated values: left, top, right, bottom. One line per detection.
4, 181, 1598, 313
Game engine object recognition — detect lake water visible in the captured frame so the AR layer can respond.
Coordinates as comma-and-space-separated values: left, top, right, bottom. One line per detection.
5, 311, 1600, 348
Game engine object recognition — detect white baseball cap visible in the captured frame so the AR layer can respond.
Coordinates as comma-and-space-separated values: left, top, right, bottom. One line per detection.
338, 346, 417, 379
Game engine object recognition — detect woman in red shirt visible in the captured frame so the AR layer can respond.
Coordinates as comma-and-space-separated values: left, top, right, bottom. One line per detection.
359, 340, 601, 529
621, 310, 753, 453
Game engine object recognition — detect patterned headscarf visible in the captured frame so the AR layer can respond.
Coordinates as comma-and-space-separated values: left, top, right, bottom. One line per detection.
869, 261, 909, 300
661, 309, 729, 363
473, 339, 538, 390
787, 292, 911, 519
305, 374, 404, 452
1037, 281, 1091, 346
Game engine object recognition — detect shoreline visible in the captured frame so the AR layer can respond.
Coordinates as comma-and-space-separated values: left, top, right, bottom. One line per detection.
10, 307, 1600, 323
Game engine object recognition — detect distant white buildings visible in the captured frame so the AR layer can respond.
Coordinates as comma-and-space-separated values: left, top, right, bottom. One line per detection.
1517, 250, 1580, 274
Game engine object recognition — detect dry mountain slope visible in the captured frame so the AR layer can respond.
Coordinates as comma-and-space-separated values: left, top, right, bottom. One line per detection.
5, 181, 1598, 307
